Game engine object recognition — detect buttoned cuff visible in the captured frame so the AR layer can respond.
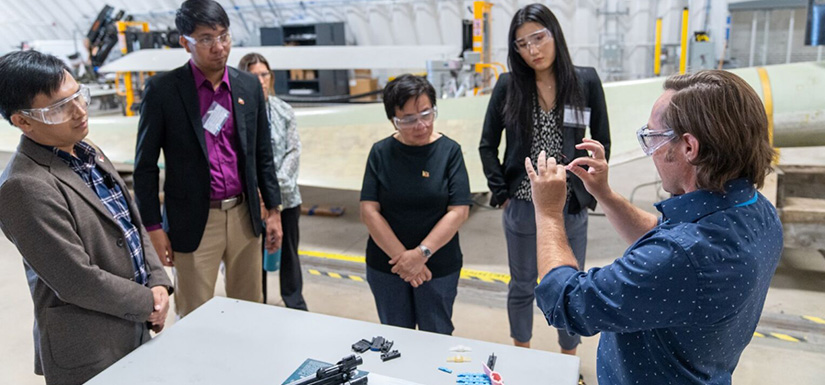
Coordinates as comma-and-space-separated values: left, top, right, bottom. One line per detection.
535, 265, 579, 322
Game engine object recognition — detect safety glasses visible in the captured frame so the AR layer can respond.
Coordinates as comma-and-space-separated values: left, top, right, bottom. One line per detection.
392, 107, 438, 130
19, 86, 90, 125
637, 124, 677, 156
514, 28, 553, 52
183, 32, 232, 48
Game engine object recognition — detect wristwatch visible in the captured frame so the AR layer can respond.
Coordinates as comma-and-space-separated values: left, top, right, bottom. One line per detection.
417, 244, 433, 259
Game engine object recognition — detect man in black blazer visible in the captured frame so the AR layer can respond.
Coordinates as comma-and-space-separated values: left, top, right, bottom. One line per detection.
134, 0, 282, 317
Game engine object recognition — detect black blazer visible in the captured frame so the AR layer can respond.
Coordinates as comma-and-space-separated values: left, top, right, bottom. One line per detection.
134, 63, 281, 253
478, 67, 611, 213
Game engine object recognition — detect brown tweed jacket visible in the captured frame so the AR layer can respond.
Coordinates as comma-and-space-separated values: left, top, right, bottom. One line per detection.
0, 136, 172, 385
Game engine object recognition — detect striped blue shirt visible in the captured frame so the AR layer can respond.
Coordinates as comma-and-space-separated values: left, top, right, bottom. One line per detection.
536, 178, 783, 384
50, 142, 149, 285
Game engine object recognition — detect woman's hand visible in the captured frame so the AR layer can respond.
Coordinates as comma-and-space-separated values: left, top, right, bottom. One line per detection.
389, 249, 428, 282
407, 267, 433, 288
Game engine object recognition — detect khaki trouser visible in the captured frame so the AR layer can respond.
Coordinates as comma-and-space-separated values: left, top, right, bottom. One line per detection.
173, 203, 262, 317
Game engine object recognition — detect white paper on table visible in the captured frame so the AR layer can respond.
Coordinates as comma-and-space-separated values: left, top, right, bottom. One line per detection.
368, 373, 426, 385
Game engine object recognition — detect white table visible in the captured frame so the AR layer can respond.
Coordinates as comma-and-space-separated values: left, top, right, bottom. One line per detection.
87, 297, 579, 385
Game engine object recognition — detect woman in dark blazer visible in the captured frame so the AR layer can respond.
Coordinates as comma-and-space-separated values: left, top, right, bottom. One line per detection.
478, 2, 611, 361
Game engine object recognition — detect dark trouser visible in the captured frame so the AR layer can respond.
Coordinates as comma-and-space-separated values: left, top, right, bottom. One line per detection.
503, 198, 588, 350
366, 266, 460, 335
279, 206, 307, 310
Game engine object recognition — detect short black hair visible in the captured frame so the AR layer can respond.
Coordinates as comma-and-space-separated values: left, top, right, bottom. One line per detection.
0, 50, 71, 124
175, 0, 230, 36
382, 74, 437, 120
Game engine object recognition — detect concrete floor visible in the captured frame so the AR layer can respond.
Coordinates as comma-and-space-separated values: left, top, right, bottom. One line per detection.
1, 151, 824, 384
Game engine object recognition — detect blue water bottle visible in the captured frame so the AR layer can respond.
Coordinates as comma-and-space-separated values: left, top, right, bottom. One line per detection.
264, 248, 281, 272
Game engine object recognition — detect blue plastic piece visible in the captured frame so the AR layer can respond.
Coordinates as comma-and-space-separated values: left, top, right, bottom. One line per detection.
438, 367, 453, 374
456, 373, 491, 385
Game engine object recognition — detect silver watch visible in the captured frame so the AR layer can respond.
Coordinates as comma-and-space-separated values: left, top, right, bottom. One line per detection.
417, 244, 432, 259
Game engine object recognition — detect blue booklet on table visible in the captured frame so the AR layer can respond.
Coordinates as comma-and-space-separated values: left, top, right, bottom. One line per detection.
282, 358, 369, 384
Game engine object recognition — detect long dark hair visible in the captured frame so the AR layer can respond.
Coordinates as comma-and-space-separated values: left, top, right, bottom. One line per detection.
504, 3, 583, 149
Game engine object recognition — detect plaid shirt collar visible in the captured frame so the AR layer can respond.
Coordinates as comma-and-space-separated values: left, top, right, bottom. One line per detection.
42, 141, 98, 175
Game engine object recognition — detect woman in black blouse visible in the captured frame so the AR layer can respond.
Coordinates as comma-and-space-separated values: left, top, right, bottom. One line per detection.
478, 3, 611, 357
360, 75, 472, 335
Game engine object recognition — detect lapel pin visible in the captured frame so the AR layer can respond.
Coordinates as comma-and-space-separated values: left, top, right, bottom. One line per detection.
238, 97, 245, 105
422, 170, 430, 178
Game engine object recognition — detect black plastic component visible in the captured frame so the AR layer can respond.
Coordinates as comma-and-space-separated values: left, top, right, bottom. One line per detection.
352, 339, 371, 353
487, 353, 497, 371
369, 336, 385, 352
288, 354, 366, 385
380, 350, 401, 362
380, 339, 394, 353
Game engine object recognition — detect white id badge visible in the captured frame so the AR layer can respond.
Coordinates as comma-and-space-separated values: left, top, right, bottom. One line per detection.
563, 105, 591, 129
202, 102, 230, 136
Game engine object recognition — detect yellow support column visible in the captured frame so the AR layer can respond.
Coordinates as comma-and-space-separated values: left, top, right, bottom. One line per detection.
473, 1, 493, 95
654, 18, 662, 76
679, 7, 689, 74
115, 21, 150, 117
124, 72, 134, 117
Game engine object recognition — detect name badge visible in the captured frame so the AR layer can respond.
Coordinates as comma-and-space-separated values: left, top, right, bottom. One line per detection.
202, 101, 230, 136
563, 105, 591, 129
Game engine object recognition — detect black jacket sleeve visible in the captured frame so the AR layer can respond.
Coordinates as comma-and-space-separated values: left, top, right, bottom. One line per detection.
584, 67, 611, 161
479, 73, 510, 207
133, 77, 164, 227
253, 79, 282, 210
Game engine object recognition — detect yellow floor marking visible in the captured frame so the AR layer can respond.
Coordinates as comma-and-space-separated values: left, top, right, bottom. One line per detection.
770, 333, 801, 342
802, 316, 825, 325
299, 249, 366, 263
301, 249, 512, 284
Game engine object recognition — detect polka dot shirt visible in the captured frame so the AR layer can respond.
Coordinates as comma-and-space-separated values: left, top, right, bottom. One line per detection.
535, 178, 783, 384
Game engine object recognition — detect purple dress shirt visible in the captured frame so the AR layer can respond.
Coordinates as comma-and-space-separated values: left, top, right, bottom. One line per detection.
144, 62, 246, 232
190, 61, 244, 201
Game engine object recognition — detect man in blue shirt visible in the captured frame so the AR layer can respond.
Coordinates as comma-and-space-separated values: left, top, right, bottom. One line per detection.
525, 70, 782, 384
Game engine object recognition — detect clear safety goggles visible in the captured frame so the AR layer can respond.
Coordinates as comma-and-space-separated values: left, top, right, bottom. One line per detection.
637, 124, 677, 156
19, 86, 90, 125
392, 107, 438, 130
514, 28, 553, 52
183, 32, 232, 48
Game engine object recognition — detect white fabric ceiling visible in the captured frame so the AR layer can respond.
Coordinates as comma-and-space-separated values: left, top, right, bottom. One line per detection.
0, 0, 749, 81
0, 0, 471, 56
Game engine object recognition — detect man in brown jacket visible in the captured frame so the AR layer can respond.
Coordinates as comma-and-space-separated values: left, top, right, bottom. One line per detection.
0, 51, 173, 385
